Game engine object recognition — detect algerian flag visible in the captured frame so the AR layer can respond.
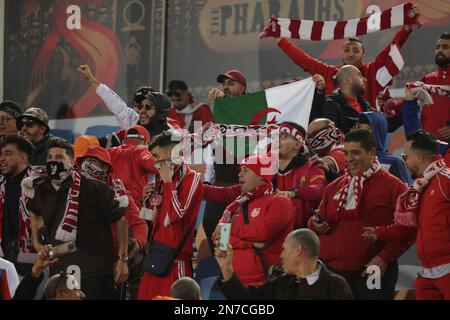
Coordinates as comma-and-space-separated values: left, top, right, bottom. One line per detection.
214, 77, 316, 129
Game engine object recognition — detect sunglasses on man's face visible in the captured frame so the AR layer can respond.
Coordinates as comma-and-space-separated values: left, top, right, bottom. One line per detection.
20, 119, 38, 129
166, 91, 182, 98
136, 103, 155, 111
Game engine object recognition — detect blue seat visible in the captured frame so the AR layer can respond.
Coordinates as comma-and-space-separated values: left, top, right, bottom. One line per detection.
194, 256, 226, 300
85, 125, 120, 137
49, 129, 75, 143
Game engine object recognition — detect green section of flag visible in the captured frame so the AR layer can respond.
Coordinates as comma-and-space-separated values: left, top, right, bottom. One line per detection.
213, 91, 267, 125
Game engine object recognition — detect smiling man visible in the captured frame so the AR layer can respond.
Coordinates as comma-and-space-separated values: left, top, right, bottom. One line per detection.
0, 134, 37, 276
308, 129, 409, 300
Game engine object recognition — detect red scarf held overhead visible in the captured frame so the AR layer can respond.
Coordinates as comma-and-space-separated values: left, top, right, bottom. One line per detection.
259, 3, 420, 40
394, 157, 447, 227
221, 183, 273, 224
330, 159, 381, 222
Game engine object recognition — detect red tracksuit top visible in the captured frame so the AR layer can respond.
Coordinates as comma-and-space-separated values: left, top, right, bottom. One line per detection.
376, 168, 450, 269
152, 169, 203, 259
108, 142, 158, 208
274, 163, 326, 228
419, 65, 450, 140
278, 27, 412, 108
309, 168, 408, 271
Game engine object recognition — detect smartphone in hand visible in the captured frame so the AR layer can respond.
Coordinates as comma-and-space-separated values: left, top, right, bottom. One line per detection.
218, 223, 231, 251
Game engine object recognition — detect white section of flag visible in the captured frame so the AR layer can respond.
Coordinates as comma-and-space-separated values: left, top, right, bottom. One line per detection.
265, 77, 316, 129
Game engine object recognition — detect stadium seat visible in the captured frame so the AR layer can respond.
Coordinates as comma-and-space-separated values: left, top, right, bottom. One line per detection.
85, 125, 120, 137
49, 129, 75, 143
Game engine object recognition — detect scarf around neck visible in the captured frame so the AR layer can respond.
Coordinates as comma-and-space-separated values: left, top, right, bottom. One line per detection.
394, 157, 447, 227
331, 158, 381, 222
221, 183, 273, 223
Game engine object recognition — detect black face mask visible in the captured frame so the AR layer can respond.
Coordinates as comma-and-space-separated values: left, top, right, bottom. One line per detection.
46, 161, 68, 180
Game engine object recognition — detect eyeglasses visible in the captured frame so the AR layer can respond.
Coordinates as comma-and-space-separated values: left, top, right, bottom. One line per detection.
136, 103, 155, 111
20, 119, 38, 129
0, 117, 15, 124
166, 91, 182, 98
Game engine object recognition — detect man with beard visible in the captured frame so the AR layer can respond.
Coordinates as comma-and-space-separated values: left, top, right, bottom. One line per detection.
77, 65, 177, 148
362, 131, 450, 299
208, 69, 247, 101
400, 33, 450, 141
16, 108, 54, 165
0, 134, 37, 276
27, 138, 129, 299
322, 65, 373, 134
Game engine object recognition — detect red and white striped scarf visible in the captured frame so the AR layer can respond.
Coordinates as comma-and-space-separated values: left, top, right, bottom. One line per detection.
331, 159, 381, 222
140, 162, 187, 227
54, 170, 81, 242
394, 157, 447, 227
406, 81, 450, 99
22, 168, 82, 243
0, 167, 41, 254
220, 183, 273, 224
259, 3, 419, 40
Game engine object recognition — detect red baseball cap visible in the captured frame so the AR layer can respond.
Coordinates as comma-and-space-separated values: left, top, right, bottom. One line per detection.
216, 70, 247, 90
126, 125, 150, 143
76, 145, 113, 174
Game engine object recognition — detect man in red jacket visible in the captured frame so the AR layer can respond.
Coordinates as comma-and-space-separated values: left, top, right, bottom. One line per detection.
206, 154, 294, 286
274, 122, 326, 228
167, 80, 212, 133
138, 131, 203, 299
108, 125, 158, 208
362, 130, 450, 300
275, 6, 420, 108
387, 33, 450, 141
308, 129, 408, 299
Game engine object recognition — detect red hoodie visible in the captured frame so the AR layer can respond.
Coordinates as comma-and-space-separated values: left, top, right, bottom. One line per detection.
278, 27, 412, 108
108, 141, 158, 208
309, 168, 408, 271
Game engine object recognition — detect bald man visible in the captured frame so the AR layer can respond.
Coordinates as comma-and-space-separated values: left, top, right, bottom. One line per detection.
321, 65, 373, 134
